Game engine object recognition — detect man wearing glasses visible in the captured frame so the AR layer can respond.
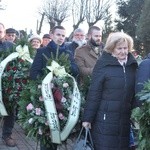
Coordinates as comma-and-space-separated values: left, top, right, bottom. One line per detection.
5, 28, 17, 43
66, 28, 87, 78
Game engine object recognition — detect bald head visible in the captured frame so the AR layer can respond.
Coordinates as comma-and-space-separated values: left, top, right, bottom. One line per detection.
0, 22, 6, 40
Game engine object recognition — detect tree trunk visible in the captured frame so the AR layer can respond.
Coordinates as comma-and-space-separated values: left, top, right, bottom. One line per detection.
37, 13, 45, 34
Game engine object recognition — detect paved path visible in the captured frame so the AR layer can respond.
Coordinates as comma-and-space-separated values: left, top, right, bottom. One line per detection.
0, 118, 40, 150
0, 118, 139, 150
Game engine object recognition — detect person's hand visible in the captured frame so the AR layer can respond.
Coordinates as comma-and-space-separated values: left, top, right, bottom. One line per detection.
82, 122, 91, 129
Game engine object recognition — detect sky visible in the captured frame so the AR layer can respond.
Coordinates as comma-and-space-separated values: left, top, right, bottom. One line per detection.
0, 0, 112, 37
0, 0, 52, 35
0, 0, 89, 36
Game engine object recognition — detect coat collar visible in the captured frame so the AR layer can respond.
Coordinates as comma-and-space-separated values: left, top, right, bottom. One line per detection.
87, 41, 103, 59
89, 48, 99, 59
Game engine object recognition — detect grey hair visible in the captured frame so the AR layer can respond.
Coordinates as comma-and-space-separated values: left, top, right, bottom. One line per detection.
73, 28, 85, 35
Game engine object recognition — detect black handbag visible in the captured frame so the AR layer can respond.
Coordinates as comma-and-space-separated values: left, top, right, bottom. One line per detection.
73, 127, 94, 150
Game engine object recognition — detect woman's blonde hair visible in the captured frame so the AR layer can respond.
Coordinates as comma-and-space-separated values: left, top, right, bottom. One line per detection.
104, 32, 134, 53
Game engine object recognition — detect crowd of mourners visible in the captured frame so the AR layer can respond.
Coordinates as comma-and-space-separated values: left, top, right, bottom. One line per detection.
0, 21, 148, 150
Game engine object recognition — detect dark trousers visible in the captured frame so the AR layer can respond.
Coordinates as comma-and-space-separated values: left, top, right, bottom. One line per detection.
2, 114, 15, 139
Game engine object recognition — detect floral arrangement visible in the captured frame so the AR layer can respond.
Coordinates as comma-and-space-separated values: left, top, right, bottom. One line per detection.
132, 80, 150, 150
0, 39, 34, 114
51, 75, 74, 125
2, 58, 30, 112
17, 51, 84, 147
18, 74, 78, 142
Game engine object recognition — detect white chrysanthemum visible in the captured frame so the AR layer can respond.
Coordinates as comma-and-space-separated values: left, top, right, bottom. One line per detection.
63, 83, 69, 88
61, 97, 67, 103
28, 118, 33, 124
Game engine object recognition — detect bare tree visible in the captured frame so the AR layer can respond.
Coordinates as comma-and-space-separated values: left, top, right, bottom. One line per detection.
72, 0, 87, 29
37, 12, 45, 35
85, 0, 112, 27
37, 0, 114, 37
102, 9, 115, 42
0, 0, 6, 10
40, 0, 71, 31
67, 0, 87, 39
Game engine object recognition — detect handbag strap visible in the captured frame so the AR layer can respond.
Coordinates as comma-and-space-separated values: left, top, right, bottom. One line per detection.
76, 126, 84, 142
83, 127, 89, 146
76, 127, 94, 148
86, 127, 94, 148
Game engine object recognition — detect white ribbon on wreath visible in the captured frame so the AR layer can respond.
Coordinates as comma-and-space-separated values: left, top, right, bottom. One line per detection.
16, 45, 33, 63
0, 45, 33, 116
41, 60, 81, 144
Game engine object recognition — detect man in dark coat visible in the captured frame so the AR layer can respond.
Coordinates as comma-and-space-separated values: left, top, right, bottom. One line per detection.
41, 33, 51, 47
5, 28, 17, 43
0, 22, 16, 147
30, 26, 78, 150
82, 32, 138, 150
0, 23, 14, 51
66, 28, 86, 80
66, 28, 86, 56
30, 26, 78, 80
135, 58, 150, 94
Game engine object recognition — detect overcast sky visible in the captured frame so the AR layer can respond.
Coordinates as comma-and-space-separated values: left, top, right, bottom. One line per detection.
0, 0, 100, 36
0, 0, 51, 35
0, 0, 109, 36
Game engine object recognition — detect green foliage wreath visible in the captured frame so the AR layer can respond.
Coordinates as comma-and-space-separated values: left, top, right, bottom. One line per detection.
132, 80, 150, 150
17, 51, 84, 147
0, 39, 34, 114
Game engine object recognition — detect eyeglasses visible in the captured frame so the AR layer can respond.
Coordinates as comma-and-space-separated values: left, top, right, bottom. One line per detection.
74, 34, 85, 37
7, 34, 16, 37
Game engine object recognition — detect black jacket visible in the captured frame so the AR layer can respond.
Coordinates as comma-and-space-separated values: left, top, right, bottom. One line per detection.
0, 40, 14, 51
83, 51, 138, 150
30, 41, 79, 80
135, 58, 150, 94
66, 41, 79, 77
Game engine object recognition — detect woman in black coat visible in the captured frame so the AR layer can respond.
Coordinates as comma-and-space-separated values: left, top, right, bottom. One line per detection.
82, 32, 138, 150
